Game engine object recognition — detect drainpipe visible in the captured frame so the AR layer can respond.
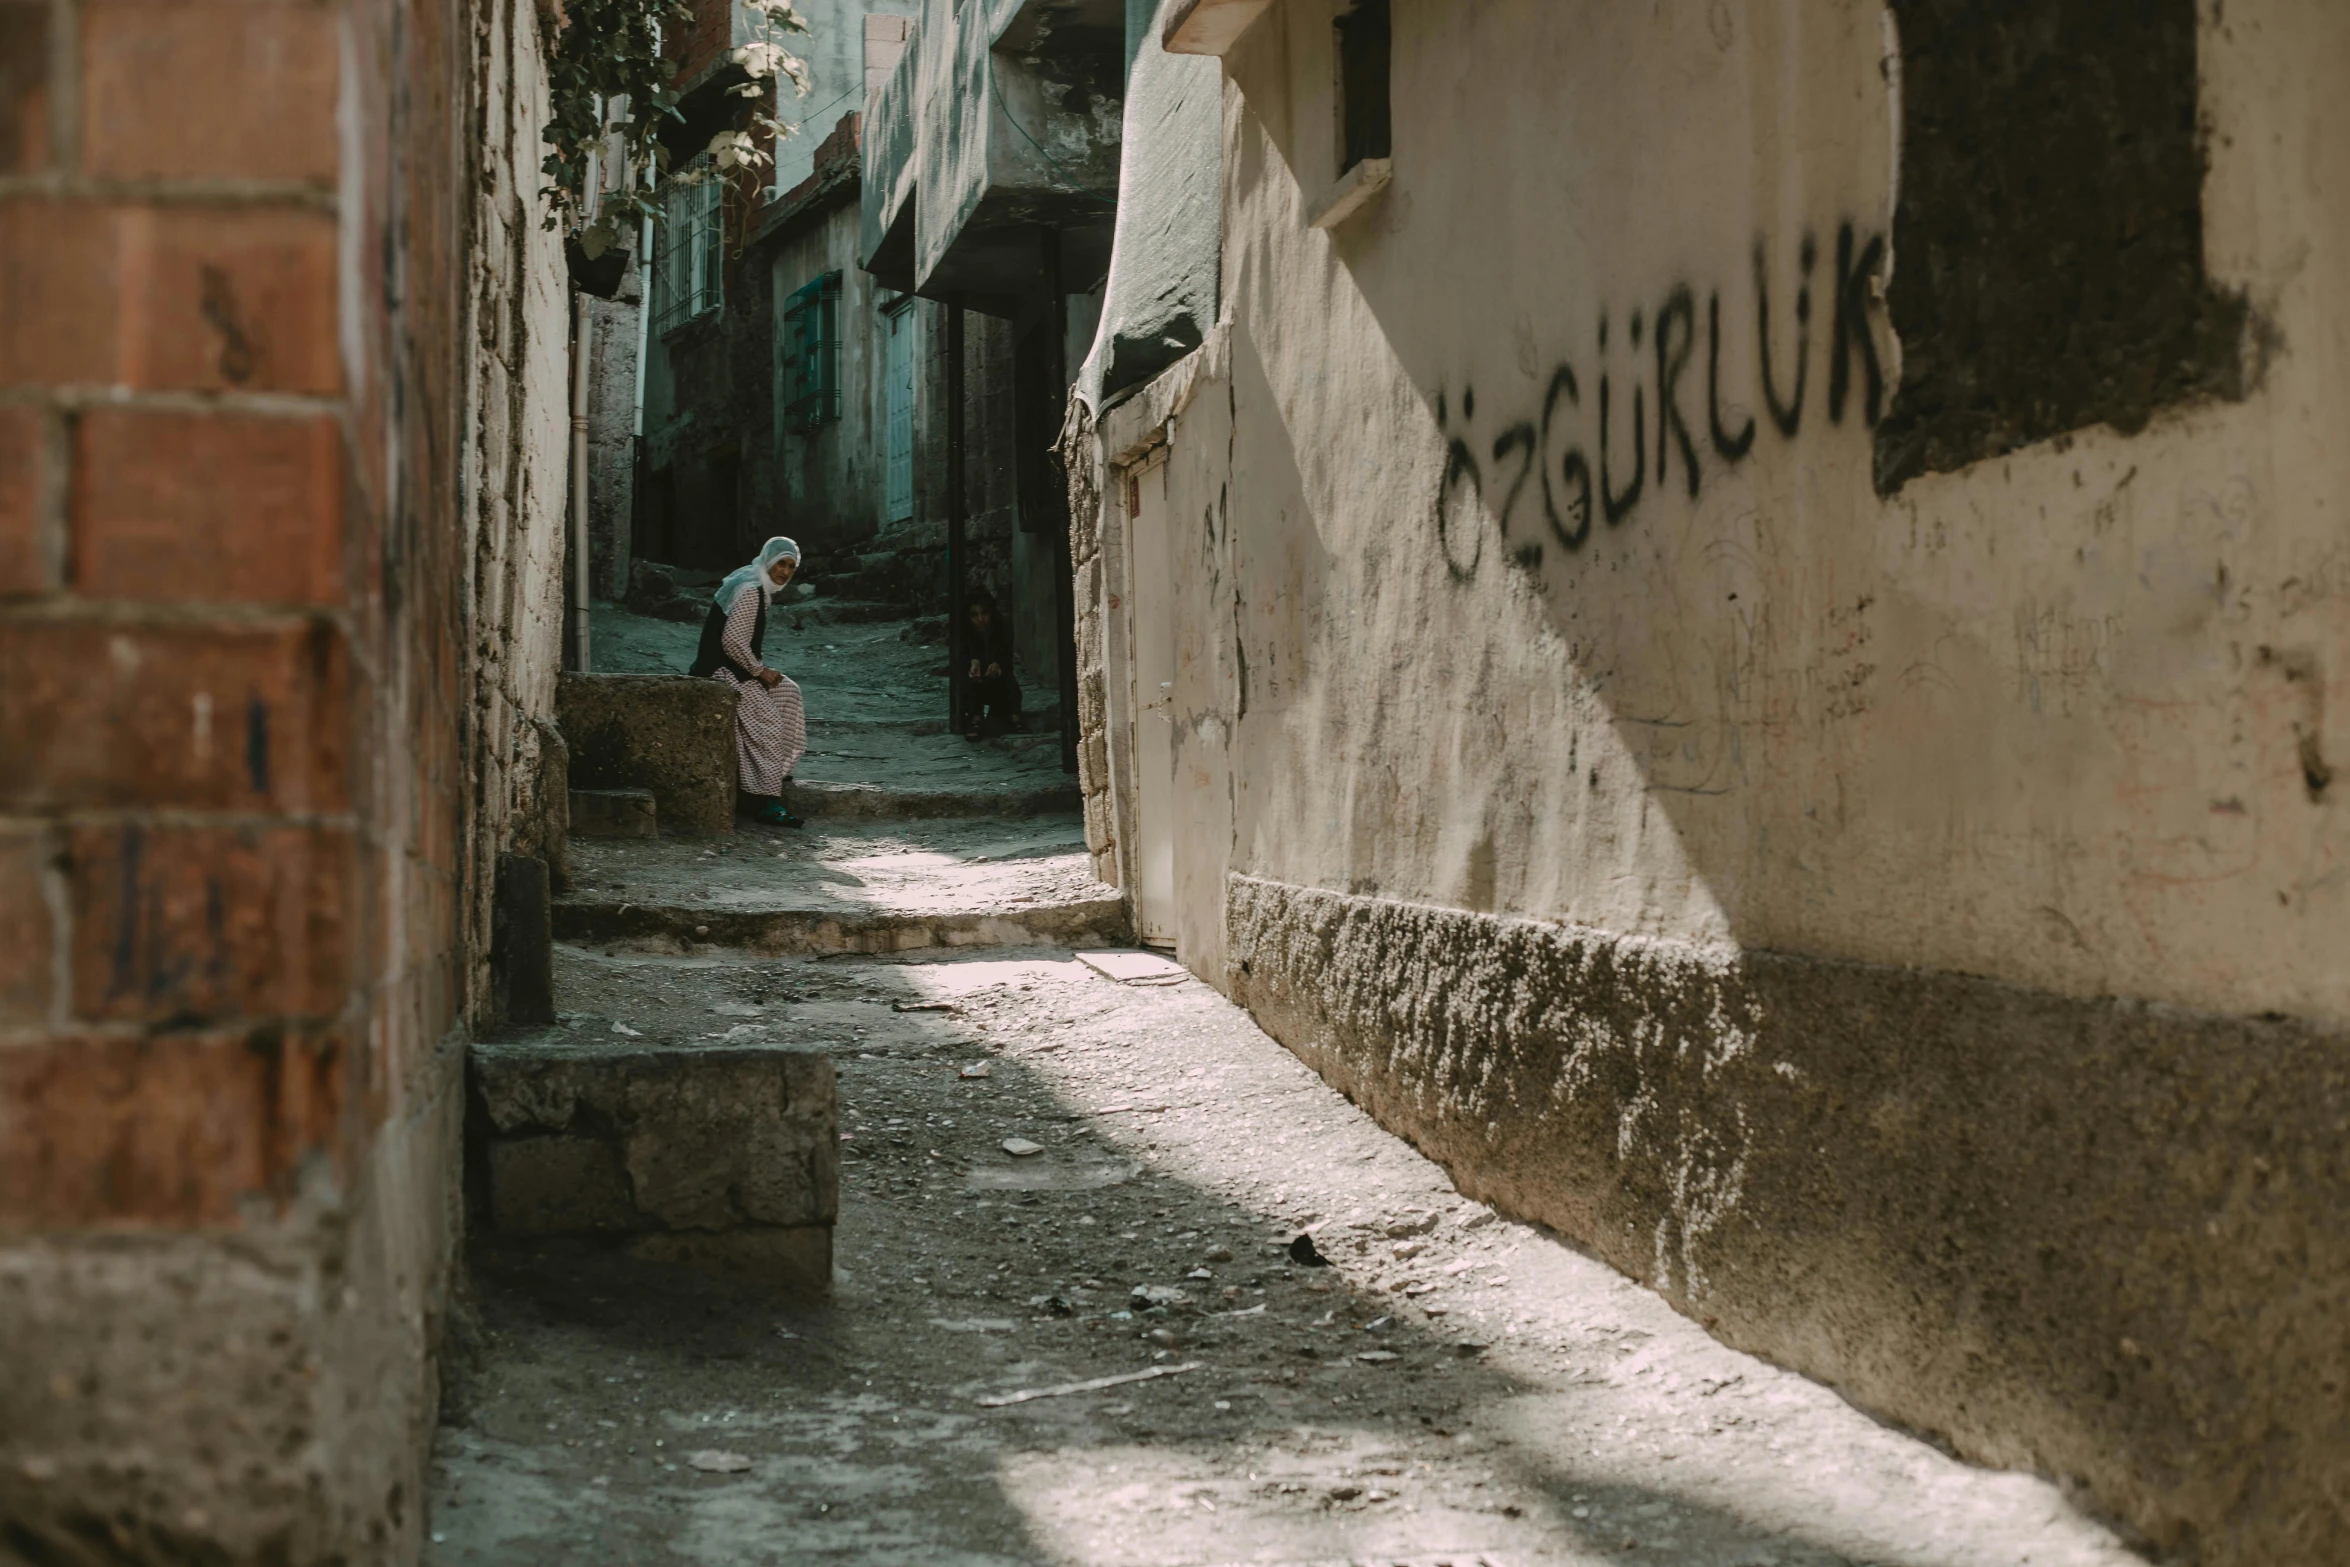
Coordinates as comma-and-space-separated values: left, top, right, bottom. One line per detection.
946, 297, 968, 731
571, 293, 595, 673
569, 102, 603, 673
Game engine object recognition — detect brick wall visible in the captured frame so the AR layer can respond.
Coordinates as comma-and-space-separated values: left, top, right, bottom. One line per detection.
0, 0, 569, 1556
667, 0, 740, 89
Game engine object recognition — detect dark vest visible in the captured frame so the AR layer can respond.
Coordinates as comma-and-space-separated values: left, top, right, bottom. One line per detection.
689, 589, 766, 680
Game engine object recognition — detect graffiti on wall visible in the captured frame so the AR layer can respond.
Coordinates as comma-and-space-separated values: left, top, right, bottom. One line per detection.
1433, 223, 1887, 582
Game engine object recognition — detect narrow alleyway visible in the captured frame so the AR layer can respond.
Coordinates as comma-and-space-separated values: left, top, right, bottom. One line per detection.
422, 575, 2152, 1567
429, 939, 2148, 1567
428, 590, 2147, 1566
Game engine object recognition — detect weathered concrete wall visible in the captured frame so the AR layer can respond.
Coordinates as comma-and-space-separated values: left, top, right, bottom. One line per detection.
640, 205, 778, 571
767, 130, 905, 556
1085, 0, 2350, 1559
460, 0, 575, 1023
0, 0, 563, 1552
586, 268, 642, 601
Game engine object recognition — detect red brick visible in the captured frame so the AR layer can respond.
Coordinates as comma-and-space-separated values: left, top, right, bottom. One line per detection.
0, 620, 350, 811
0, 1028, 343, 1228
0, 1, 50, 174
79, 0, 339, 183
73, 408, 344, 605
0, 201, 340, 393
68, 824, 354, 1024
0, 829, 54, 1027
0, 403, 41, 594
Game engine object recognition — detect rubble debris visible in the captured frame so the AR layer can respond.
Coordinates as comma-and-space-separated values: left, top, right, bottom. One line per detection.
1288, 1233, 1331, 1267
686, 1451, 753, 1473
1000, 1137, 1043, 1157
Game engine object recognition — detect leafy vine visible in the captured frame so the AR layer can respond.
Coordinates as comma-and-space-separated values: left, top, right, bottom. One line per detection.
540, 0, 810, 257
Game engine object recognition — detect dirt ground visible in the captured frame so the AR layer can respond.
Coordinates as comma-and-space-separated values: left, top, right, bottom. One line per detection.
427, 942, 2149, 1567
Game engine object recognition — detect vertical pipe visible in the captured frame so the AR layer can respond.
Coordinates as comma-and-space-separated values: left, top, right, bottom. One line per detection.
1045, 231, 1079, 774
945, 298, 968, 732
571, 292, 595, 673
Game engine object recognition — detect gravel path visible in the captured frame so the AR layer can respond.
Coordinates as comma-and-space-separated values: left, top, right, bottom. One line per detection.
427, 945, 2147, 1567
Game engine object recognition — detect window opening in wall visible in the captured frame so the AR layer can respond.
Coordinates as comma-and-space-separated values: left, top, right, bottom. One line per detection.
651, 165, 724, 333
785, 271, 844, 429
1335, 0, 1391, 175
882, 296, 917, 521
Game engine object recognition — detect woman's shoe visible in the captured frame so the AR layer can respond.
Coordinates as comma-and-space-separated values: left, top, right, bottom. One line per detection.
750, 799, 804, 828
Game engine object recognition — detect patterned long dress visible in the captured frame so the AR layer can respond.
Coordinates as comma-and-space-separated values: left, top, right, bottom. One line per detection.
710, 583, 806, 795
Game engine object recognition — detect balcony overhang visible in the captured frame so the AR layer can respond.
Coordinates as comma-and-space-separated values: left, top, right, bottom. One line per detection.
1161, 0, 1274, 56
858, 0, 1124, 313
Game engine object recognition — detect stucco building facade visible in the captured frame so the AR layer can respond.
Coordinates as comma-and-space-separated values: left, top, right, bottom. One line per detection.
1068, 2, 2350, 1561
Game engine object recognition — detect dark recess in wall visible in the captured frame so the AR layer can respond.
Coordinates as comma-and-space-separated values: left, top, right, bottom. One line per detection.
1876, 0, 2252, 494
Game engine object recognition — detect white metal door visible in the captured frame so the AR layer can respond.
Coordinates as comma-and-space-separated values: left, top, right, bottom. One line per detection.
883, 303, 916, 522
1129, 457, 1178, 946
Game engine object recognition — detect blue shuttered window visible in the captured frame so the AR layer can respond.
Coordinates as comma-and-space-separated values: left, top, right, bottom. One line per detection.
784, 271, 843, 429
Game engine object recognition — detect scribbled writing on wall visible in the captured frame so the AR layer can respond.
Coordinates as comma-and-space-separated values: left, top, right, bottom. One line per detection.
1432, 224, 1887, 582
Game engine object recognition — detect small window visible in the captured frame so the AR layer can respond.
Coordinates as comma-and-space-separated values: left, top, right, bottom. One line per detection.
652, 166, 724, 333
785, 271, 844, 429
1335, 0, 1391, 174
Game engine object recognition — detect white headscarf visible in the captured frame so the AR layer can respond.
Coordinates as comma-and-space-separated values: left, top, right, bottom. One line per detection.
717, 536, 801, 610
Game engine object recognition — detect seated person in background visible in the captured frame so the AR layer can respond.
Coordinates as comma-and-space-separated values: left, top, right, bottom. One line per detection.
690, 536, 806, 827
963, 587, 1022, 740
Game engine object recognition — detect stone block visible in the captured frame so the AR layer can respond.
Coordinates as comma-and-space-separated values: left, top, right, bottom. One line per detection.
472, 1037, 837, 1287
569, 786, 657, 838
556, 672, 737, 837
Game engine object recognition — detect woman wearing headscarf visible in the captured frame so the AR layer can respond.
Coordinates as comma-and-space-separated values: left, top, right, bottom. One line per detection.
689, 536, 807, 827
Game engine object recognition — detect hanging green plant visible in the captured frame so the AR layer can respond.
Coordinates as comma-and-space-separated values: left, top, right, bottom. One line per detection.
540, 0, 810, 259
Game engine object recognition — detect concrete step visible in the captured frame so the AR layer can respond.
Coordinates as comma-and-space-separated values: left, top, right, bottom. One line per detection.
552, 893, 1127, 957
787, 778, 1080, 820
553, 816, 1127, 958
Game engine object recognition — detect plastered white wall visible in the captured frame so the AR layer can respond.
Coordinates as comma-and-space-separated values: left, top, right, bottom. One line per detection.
1119, 0, 2348, 1024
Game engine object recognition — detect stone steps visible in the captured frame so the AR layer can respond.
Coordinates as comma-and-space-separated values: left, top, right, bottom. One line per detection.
551, 892, 1128, 957
554, 814, 1126, 958
785, 778, 1081, 820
